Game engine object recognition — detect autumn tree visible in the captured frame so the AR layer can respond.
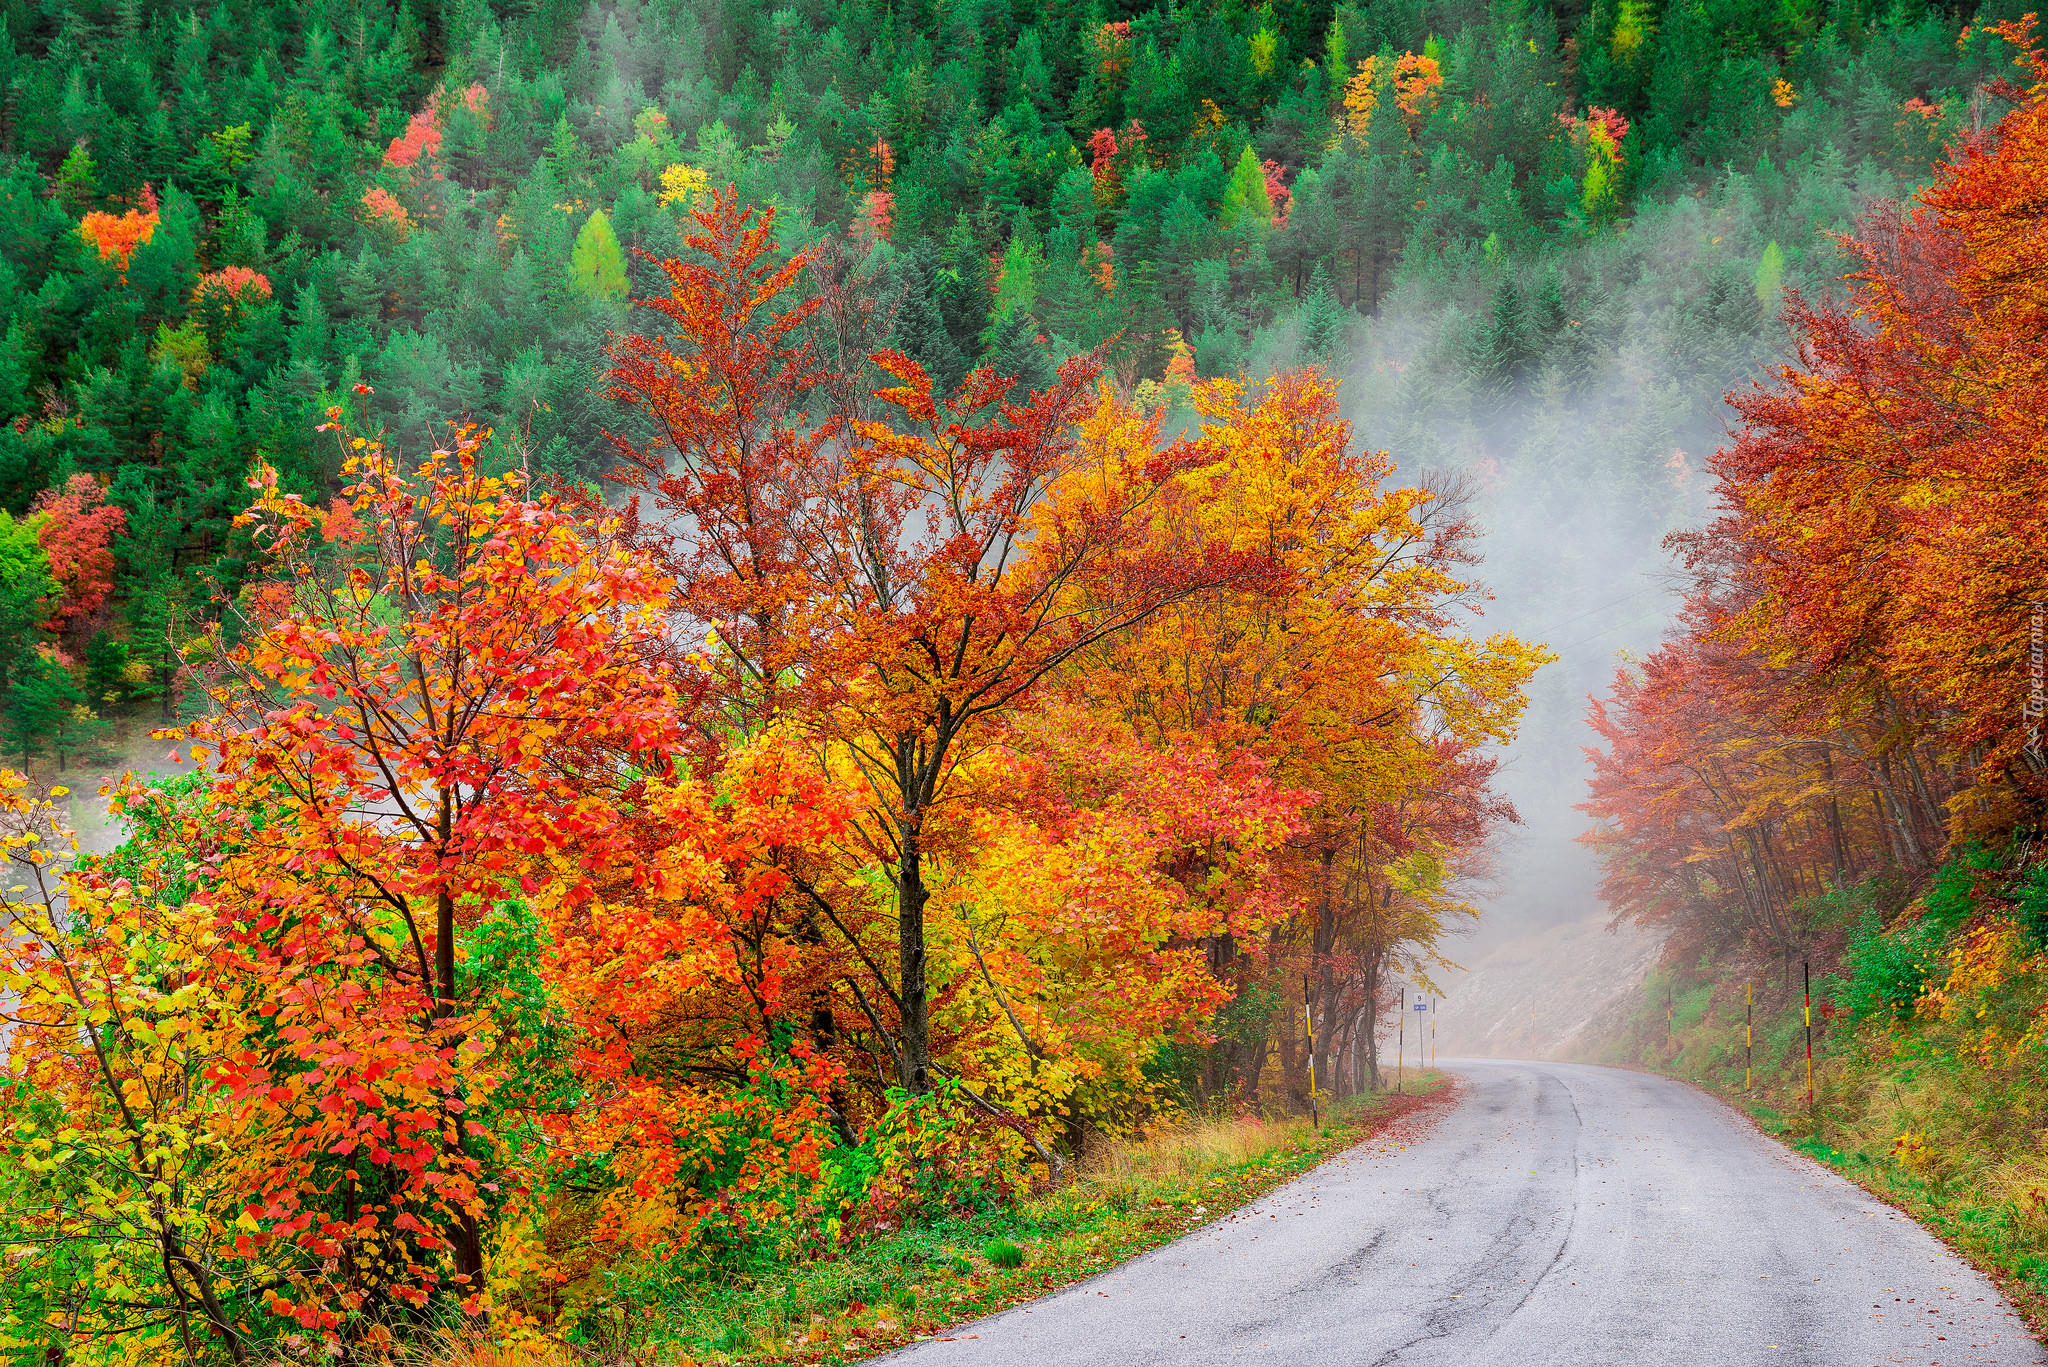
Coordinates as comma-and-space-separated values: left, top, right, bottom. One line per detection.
0, 775, 261, 1363
32, 473, 127, 634
1708, 21, 2048, 832
605, 191, 840, 742
1059, 372, 1544, 1102
176, 414, 682, 1327
1584, 27, 2048, 951
937, 702, 1305, 1140
609, 194, 1265, 1096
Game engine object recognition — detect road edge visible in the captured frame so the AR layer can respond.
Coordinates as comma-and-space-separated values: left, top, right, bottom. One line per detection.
1652, 1064, 2048, 1352
860, 1079, 1463, 1364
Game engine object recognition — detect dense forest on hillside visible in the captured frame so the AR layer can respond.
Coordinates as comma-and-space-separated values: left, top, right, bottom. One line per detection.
0, 0, 2044, 1360
0, 0, 2025, 749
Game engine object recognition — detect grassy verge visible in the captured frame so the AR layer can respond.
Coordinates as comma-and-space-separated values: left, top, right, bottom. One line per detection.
622, 1077, 1451, 1366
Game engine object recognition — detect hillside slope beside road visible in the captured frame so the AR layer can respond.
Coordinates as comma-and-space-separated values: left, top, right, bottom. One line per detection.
884, 1062, 2044, 1367
1431, 915, 1664, 1059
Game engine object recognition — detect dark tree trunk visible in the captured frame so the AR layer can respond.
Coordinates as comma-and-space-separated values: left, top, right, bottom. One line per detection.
896, 830, 932, 1094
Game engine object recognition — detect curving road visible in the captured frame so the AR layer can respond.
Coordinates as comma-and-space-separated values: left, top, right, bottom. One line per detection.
884, 1060, 2045, 1367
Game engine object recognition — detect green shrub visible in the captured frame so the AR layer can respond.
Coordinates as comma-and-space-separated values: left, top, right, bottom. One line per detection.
2014, 863, 2048, 945
1923, 853, 1994, 936
1790, 881, 1874, 933
1830, 852, 2020, 1024
1833, 912, 1933, 1024
983, 1238, 1025, 1269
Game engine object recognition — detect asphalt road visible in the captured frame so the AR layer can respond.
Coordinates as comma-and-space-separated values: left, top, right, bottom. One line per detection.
883, 1059, 2046, 1367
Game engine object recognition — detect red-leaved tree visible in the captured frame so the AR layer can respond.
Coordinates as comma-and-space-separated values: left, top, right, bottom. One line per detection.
32, 474, 127, 633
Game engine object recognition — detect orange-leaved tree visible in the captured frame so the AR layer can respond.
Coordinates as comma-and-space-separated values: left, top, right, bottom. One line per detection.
1711, 17, 2048, 830
1584, 20, 2048, 957
608, 194, 1270, 1096
177, 414, 681, 1333
929, 702, 1306, 1140
605, 190, 843, 743
1057, 372, 1544, 1100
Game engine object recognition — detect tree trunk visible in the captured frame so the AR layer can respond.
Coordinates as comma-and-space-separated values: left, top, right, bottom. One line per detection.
1312, 850, 1339, 1103
1239, 1030, 1269, 1105
1819, 746, 1850, 882
896, 829, 932, 1094
1277, 1011, 1304, 1112
436, 886, 457, 1005
1362, 950, 1383, 1090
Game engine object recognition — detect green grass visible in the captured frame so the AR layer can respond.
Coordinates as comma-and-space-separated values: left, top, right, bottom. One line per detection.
597, 1078, 1449, 1366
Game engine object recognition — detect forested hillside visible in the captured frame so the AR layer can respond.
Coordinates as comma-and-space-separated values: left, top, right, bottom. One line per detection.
0, 0, 2043, 1359
0, 0, 2022, 739
0, 0, 2021, 942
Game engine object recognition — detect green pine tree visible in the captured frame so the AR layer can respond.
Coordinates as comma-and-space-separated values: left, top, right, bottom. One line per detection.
985, 312, 1056, 394
1471, 276, 1531, 396
4, 654, 102, 772
1296, 266, 1349, 369
1754, 240, 1785, 304
891, 240, 969, 395
1217, 146, 1274, 232
1190, 259, 1248, 377
985, 229, 1044, 339
53, 142, 97, 213
122, 576, 182, 720
0, 321, 30, 419
83, 633, 132, 707
570, 210, 630, 302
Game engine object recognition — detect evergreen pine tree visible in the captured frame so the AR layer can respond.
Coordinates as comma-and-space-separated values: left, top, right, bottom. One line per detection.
890, 239, 969, 394
1754, 240, 1785, 304
1471, 276, 1531, 398
570, 210, 630, 302
4, 653, 101, 771
127, 185, 202, 317
1190, 258, 1247, 377
0, 320, 30, 418
121, 573, 184, 721
985, 312, 1056, 394
1296, 266, 1349, 369
53, 143, 97, 213
1217, 146, 1274, 231
83, 632, 130, 706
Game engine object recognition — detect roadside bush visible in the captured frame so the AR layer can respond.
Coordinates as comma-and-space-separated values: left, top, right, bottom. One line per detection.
2013, 863, 2048, 946
1833, 911, 1935, 1024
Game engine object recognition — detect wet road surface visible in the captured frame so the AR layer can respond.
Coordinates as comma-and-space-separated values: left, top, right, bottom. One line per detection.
883, 1059, 2045, 1367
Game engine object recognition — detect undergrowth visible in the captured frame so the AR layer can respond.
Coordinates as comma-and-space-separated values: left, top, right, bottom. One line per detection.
542, 1079, 1446, 1366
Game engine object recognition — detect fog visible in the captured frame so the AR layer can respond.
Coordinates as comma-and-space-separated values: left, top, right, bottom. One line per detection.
1311, 158, 1905, 960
